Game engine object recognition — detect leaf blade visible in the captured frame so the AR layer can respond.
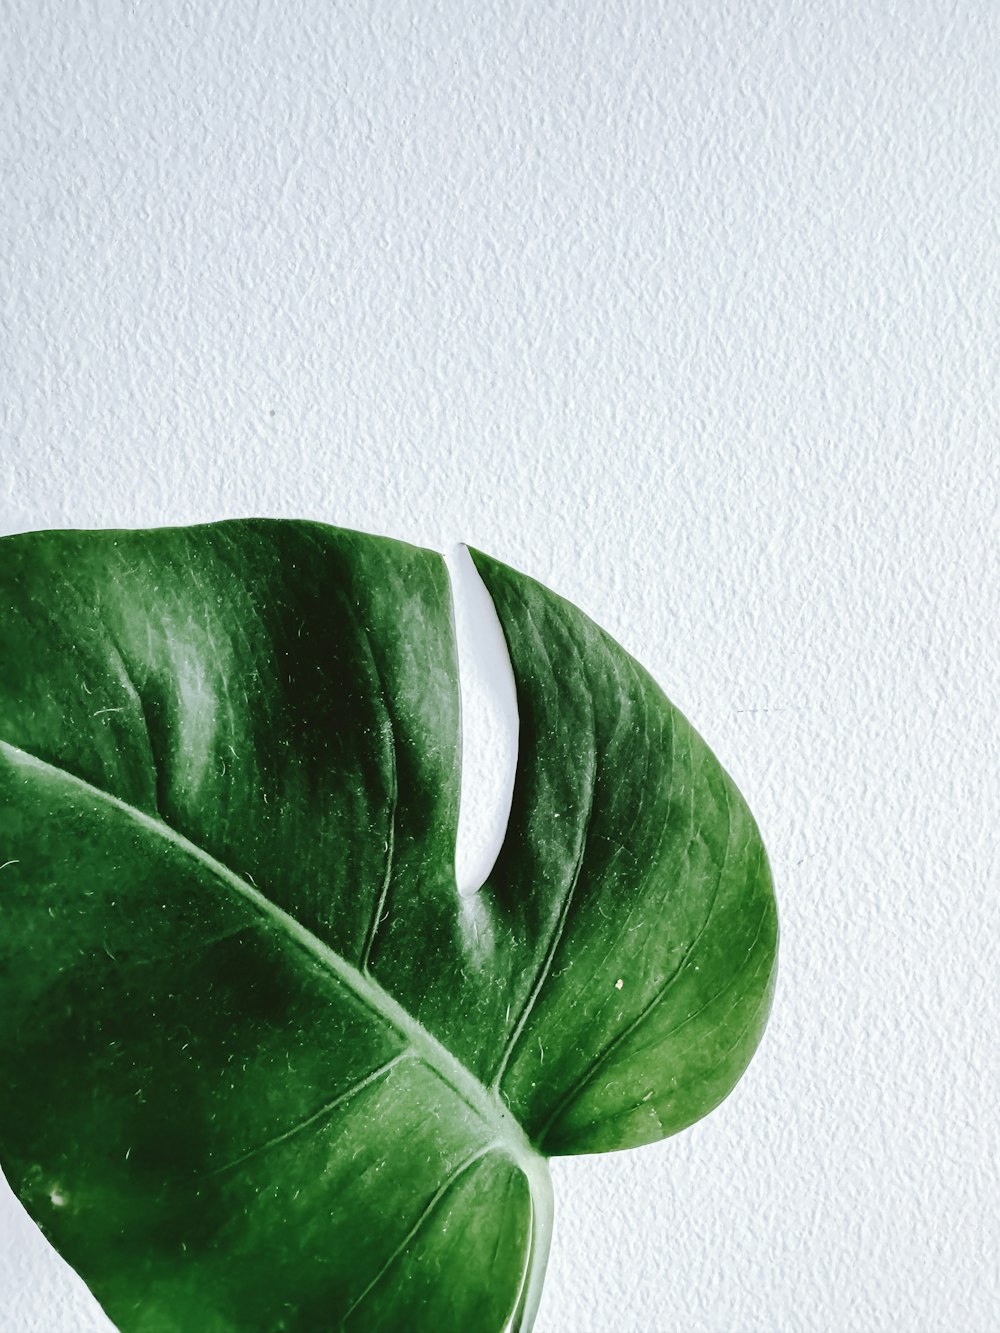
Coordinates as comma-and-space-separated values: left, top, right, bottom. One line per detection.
0, 519, 775, 1329
0, 739, 547, 1332
467, 548, 778, 1151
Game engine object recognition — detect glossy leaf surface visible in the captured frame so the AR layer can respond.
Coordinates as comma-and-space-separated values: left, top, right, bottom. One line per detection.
0, 521, 777, 1331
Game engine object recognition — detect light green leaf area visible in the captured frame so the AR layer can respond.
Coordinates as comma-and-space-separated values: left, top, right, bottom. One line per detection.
0, 521, 777, 1332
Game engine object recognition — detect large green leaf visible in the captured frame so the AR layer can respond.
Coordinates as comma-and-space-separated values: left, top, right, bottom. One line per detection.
0, 520, 777, 1332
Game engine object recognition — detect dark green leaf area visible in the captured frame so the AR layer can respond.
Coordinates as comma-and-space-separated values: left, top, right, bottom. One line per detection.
0, 522, 463, 991
0, 750, 534, 1333
458, 552, 777, 1152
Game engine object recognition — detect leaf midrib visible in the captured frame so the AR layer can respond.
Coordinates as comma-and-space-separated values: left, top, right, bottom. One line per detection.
0, 738, 541, 1174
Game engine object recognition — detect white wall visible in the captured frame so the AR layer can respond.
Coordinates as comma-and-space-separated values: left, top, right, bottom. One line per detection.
2, 3, 998, 1330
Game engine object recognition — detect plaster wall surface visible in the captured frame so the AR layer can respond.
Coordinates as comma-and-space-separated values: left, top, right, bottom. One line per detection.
1, 3, 998, 1330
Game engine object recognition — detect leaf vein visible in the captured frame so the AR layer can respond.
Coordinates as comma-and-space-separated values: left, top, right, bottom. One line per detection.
538, 776, 735, 1143
0, 739, 541, 1170
355, 624, 399, 975
209, 1053, 411, 1177
489, 616, 598, 1092
340, 1143, 501, 1325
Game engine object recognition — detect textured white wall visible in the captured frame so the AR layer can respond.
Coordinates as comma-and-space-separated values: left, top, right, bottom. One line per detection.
2, 2, 999, 1330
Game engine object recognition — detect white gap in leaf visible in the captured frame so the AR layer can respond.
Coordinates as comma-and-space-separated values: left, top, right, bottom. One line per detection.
446, 543, 518, 897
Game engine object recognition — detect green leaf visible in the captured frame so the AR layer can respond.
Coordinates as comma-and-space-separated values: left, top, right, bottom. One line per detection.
0, 520, 777, 1332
